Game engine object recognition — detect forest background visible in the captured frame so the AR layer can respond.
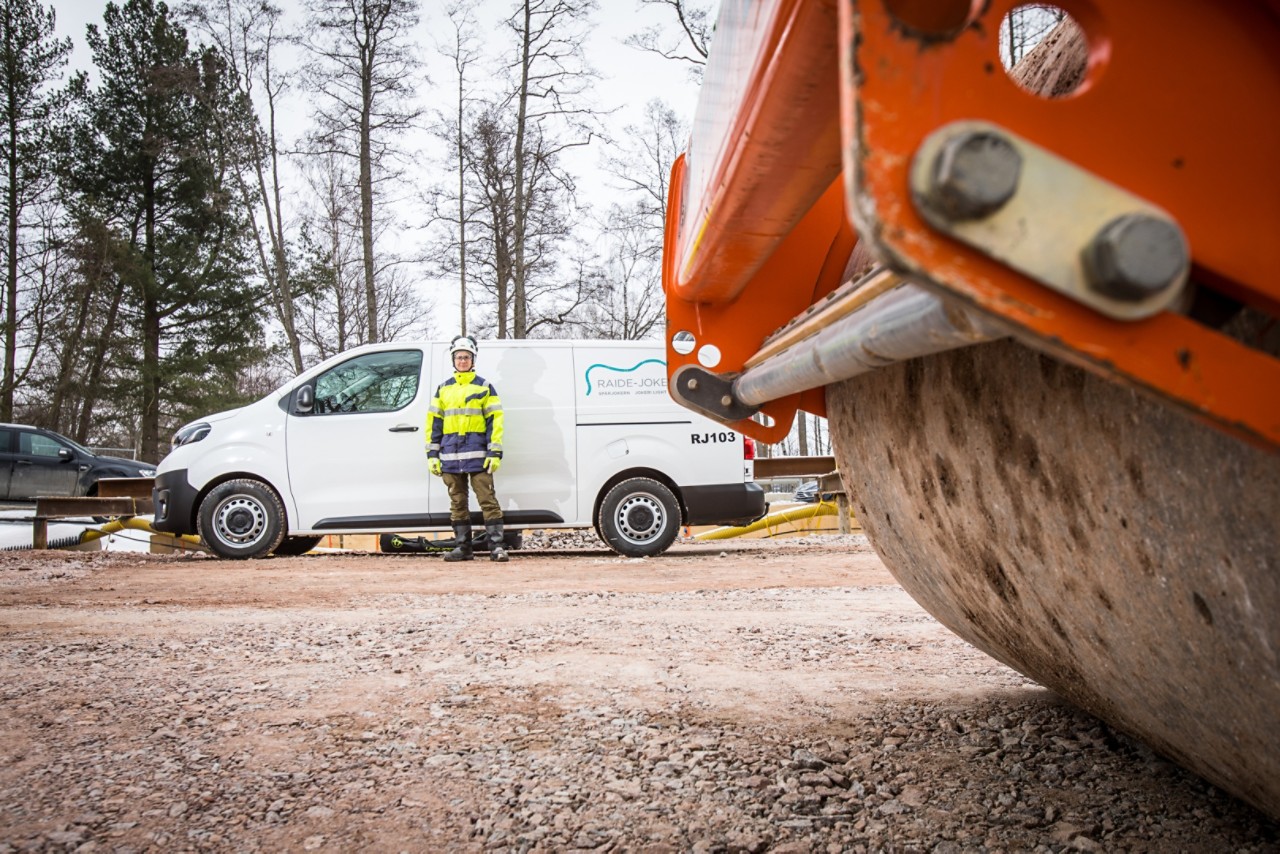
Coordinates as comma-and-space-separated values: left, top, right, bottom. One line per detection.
0, 0, 1058, 463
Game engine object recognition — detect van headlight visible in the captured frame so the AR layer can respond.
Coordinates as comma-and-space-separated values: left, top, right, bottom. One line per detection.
173, 422, 211, 449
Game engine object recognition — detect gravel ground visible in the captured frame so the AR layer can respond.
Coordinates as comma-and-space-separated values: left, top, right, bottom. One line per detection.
0, 537, 1276, 853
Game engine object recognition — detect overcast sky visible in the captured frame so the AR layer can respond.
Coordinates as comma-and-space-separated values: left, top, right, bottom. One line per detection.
49, 0, 707, 340
50, 0, 704, 157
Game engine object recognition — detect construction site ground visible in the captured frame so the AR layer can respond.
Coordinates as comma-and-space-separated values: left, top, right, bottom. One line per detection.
1, 535, 1276, 853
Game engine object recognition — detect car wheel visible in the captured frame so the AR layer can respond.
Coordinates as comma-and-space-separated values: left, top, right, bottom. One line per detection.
273, 535, 323, 556
597, 477, 680, 557
198, 479, 286, 560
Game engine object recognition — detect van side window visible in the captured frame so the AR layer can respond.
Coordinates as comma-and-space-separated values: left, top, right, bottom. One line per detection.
312, 350, 423, 415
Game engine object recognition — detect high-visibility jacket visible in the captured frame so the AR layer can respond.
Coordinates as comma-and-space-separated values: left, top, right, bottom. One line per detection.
426, 371, 504, 474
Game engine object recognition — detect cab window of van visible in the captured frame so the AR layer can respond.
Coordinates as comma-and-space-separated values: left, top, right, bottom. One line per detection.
312, 350, 423, 415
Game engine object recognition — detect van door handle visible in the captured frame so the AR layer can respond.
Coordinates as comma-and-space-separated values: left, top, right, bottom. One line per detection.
389, 425, 419, 433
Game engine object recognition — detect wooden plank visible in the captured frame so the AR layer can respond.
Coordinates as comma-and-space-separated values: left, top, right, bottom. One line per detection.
753, 455, 837, 479
35, 497, 137, 517
96, 477, 154, 500
836, 495, 851, 534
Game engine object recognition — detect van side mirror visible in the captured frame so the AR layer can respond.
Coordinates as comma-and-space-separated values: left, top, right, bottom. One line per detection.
295, 385, 314, 413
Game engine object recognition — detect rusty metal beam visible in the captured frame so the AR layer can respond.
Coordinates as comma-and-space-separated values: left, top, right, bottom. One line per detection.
753, 456, 836, 479
96, 477, 155, 500
35, 497, 138, 517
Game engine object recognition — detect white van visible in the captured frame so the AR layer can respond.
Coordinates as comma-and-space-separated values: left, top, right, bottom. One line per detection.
153, 339, 765, 559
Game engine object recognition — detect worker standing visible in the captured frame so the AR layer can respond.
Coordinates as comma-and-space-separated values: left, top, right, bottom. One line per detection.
426, 335, 509, 562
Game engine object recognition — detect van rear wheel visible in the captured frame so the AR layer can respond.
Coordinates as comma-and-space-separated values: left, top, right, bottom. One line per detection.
198, 478, 286, 560
598, 477, 680, 557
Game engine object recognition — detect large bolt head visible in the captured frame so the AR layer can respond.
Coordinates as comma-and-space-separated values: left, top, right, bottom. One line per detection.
927, 131, 1023, 221
1082, 214, 1189, 302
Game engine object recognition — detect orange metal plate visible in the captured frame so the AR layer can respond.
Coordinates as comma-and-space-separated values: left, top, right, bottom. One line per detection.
843, 0, 1280, 447
663, 155, 852, 443
671, 0, 843, 305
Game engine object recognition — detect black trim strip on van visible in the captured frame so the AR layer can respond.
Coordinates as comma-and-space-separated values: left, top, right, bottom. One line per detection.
576, 420, 693, 427
311, 510, 564, 530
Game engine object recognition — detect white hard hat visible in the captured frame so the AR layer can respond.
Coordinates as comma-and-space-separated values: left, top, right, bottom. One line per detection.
450, 335, 478, 358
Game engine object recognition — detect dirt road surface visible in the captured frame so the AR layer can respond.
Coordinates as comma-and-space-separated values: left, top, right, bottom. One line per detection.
1, 536, 1275, 852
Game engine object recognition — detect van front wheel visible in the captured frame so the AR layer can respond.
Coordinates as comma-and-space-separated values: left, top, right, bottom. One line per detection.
198, 479, 286, 560
598, 477, 680, 557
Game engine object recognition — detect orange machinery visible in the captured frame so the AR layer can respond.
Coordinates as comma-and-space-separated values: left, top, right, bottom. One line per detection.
661, 0, 1280, 820
662, 0, 1279, 450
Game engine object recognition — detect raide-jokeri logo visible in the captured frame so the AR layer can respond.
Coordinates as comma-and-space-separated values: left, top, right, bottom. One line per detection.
584, 358, 667, 397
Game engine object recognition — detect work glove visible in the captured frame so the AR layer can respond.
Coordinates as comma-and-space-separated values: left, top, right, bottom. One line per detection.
483, 456, 501, 474
428, 458, 442, 476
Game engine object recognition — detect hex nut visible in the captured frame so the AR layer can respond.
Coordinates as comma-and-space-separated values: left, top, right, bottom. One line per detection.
1081, 214, 1190, 302
927, 131, 1023, 221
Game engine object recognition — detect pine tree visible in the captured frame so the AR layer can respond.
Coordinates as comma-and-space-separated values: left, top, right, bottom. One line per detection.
0, 0, 71, 421
63, 0, 265, 461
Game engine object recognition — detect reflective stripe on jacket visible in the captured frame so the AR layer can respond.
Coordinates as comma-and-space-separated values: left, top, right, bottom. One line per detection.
425, 371, 504, 474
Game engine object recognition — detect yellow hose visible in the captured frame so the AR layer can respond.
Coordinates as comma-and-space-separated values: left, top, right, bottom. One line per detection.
76, 516, 203, 548
695, 500, 841, 540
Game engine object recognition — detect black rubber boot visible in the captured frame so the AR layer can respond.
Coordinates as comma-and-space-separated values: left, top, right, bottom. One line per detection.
444, 523, 473, 562
486, 522, 509, 562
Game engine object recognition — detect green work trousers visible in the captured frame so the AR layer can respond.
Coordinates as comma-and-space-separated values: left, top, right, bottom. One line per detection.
442, 471, 503, 523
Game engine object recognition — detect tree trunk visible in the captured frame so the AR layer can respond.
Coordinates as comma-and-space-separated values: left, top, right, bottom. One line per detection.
140, 152, 161, 462
73, 272, 125, 444
360, 72, 377, 344
510, 0, 531, 339
2, 95, 17, 421
457, 61, 467, 336
258, 80, 303, 372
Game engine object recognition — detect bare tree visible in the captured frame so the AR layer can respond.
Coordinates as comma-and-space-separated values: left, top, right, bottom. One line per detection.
625, 0, 711, 81
293, 150, 365, 360
431, 0, 483, 336
601, 98, 684, 254
461, 103, 590, 339
301, 0, 423, 345
558, 98, 684, 340
183, 0, 307, 373
293, 147, 425, 362
1001, 4, 1067, 69
572, 206, 663, 340
502, 0, 600, 338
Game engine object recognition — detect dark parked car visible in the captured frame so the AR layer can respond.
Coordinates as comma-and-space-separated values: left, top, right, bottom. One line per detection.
792, 480, 834, 503
0, 423, 155, 502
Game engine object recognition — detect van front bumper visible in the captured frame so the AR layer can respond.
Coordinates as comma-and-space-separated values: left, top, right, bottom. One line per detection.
152, 468, 199, 535
682, 482, 766, 527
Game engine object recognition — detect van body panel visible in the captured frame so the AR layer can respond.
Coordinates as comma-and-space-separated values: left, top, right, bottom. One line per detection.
166, 402, 291, 512
424, 341, 578, 522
